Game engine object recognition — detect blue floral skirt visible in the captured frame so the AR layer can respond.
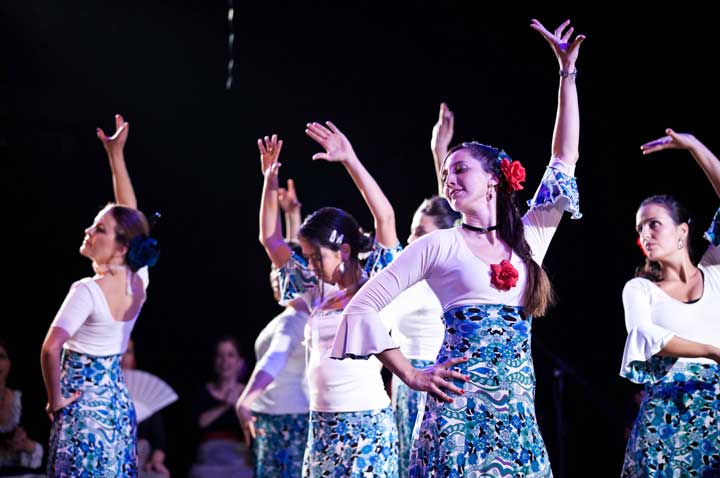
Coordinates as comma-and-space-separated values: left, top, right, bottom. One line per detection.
622, 362, 720, 478
47, 350, 137, 478
410, 304, 552, 478
303, 407, 399, 478
253, 412, 309, 478
393, 359, 433, 478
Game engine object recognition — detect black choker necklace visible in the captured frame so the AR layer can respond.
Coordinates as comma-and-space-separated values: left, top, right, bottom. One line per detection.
461, 223, 498, 233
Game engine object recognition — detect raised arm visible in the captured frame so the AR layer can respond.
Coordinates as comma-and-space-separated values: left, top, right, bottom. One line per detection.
305, 121, 398, 247
97, 114, 137, 209
430, 103, 455, 195
278, 178, 302, 242
258, 134, 293, 268
641, 130, 720, 199
530, 19, 585, 166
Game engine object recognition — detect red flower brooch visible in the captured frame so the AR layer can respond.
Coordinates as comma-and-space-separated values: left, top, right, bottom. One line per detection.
490, 259, 519, 291
498, 157, 526, 192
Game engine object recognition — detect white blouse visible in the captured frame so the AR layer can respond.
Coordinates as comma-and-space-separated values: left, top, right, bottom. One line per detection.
331, 160, 581, 360
251, 305, 310, 415
50, 267, 149, 356
382, 280, 445, 361
620, 241, 720, 383
278, 242, 401, 413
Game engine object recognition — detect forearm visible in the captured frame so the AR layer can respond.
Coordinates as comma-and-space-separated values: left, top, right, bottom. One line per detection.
688, 140, 720, 198
377, 348, 415, 385
284, 209, 302, 242
432, 148, 447, 196
343, 156, 397, 246
40, 344, 63, 404
198, 404, 231, 428
657, 336, 720, 360
236, 369, 274, 409
551, 61, 580, 166
108, 152, 138, 209
259, 175, 291, 267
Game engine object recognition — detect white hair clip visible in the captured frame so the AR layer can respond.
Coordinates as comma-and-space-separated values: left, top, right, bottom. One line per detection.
329, 229, 344, 245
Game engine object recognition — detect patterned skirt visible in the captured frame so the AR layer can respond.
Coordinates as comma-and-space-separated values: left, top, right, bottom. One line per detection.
303, 407, 399, 478
410, 304, 552, 478
622, 362, 720, 478
253, 412, 310, 478
48, 350, 137, 478
393, 359, 434, 478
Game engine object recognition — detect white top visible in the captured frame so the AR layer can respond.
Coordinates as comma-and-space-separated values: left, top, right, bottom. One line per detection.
382, 280, 444, 361
279, 242, 401, 413
51, 267, 149, 356
251, 305, 310, 415
330, 161, 580, 359
620, 244, 720, 382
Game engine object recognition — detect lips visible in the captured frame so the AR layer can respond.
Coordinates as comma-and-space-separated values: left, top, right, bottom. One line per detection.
448, 189, 464, 200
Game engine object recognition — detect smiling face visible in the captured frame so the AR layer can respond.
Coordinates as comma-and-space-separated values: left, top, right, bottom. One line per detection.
298, 236, 342, 284
442, 149, 498, 213
214, 340, 245, 381
636, 203, 688, 262
80, 207, 127, 265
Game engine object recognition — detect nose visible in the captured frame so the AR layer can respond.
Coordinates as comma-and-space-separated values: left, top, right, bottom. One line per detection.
85, 225, 94, 236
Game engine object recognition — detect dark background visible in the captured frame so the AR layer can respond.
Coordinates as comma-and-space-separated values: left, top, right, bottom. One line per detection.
3, 2, 719, 477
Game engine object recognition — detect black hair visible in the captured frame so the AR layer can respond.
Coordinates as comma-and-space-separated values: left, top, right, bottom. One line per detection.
635, 195, 692, 282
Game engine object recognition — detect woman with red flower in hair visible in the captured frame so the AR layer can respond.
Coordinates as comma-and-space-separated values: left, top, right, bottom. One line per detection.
330, 18, 584, 478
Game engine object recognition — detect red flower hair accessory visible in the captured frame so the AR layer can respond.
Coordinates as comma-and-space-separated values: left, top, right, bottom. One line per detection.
497, 151, 526, 192
490, 259, 519, 291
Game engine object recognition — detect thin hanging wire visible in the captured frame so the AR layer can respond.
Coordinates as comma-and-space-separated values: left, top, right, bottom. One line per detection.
225, 0, 235, 90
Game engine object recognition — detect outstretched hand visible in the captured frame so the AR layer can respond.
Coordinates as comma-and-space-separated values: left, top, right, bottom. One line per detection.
406, 356, 469, 402
258, 134, 283, 178
97, 114, 129, 157
278, 178, 301, 213
431, 102, 454, 158
530, 19, 585, 68
641, 129, 699, 155
305, 121, 357, 163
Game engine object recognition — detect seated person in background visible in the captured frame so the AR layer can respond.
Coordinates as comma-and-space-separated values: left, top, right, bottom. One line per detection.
121, 339, 171, 478
0, 339, 44, 474
189, 336, 252, 478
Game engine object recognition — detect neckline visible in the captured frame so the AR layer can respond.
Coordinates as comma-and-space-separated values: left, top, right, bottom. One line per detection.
87, 279, 139, 323
453, 227, 513, 266
643, 268, 706, 305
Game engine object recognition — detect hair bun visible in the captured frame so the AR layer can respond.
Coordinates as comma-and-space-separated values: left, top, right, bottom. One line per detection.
127, 235, 160, 271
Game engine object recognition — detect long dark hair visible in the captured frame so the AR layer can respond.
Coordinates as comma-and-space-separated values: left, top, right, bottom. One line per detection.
419, 195, 460, 230
298, 207, 374, 286
635, 195, 691, 282
446, 142, 555, 316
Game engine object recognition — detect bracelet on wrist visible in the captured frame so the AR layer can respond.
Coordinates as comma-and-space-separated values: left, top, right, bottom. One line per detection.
559, 69, 578, 78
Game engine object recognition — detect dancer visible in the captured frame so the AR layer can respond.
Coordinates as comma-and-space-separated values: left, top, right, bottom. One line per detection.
331, 18, 584, 478
620, 129, 720, 477
235, 177, 310, 478
382, 103, 460, 478
258, 124, 401, 477
41, 114, 159, 478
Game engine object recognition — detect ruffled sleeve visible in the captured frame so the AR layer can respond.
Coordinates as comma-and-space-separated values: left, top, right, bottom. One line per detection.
619, 279, 677, 384
277, 253, 319, 308
363, 241, 403, 277
332, 232, 442, 360
523, 160, 582, 265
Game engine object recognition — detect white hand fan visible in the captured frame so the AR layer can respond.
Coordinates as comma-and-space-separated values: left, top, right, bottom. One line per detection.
123, 369, 179, 423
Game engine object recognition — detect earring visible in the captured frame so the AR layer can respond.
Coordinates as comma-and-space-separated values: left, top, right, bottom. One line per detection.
486, 184, 494, 202
678, 238, 684, 249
